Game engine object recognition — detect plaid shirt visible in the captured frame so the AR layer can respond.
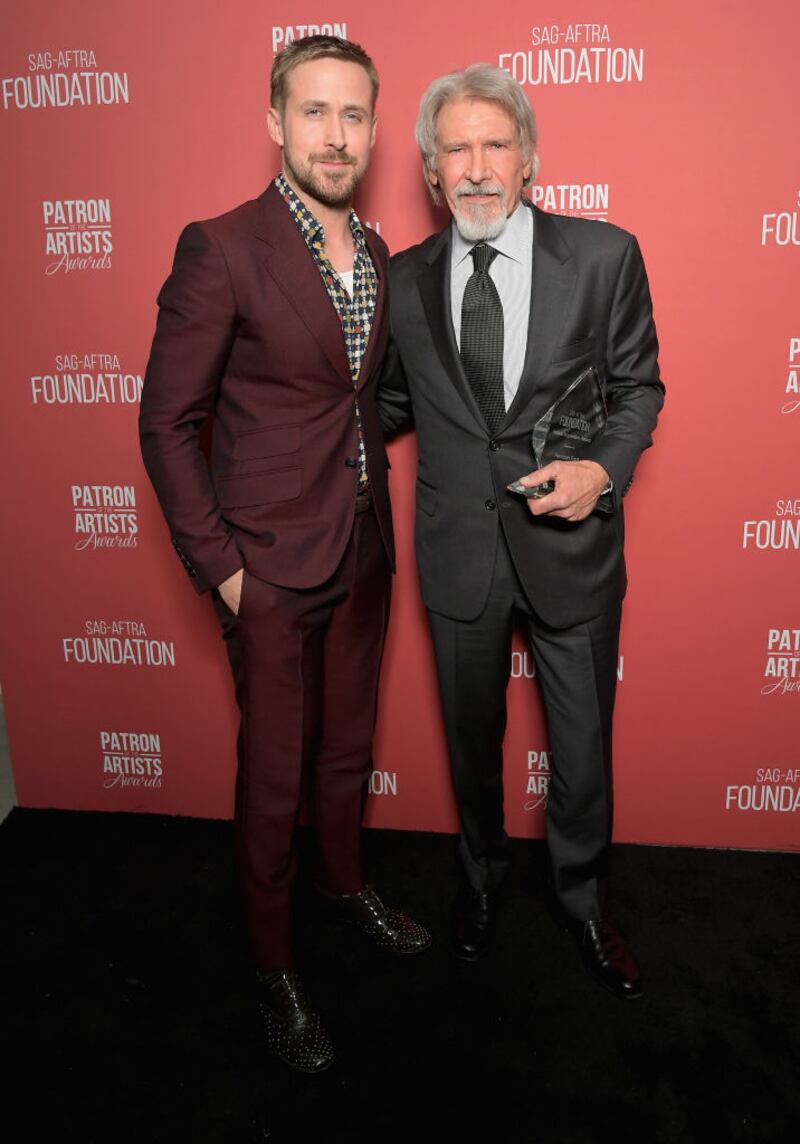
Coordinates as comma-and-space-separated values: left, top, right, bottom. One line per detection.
275, 173, 377, 489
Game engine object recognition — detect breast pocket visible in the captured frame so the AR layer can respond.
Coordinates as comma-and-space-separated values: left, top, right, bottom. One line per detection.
551, 334, 596, 364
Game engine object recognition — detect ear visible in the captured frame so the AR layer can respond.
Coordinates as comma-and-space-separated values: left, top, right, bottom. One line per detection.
522, 149, 535, 184
267, 107, 284, 148
369, 116, 377, 148
428, 164, 439, 188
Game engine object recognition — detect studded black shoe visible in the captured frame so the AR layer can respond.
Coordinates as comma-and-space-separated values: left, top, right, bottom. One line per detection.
257, 969, 334, 1072
321, 885, 431, 954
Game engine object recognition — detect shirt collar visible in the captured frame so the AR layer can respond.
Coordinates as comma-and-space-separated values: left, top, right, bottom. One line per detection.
275, 172, 366, 249
451, 197, 533, 267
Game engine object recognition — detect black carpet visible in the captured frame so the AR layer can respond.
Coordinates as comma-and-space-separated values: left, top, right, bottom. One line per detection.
2, 808, 799, 1143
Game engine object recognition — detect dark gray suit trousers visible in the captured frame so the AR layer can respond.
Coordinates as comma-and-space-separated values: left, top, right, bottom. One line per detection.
428, 528, 620, 920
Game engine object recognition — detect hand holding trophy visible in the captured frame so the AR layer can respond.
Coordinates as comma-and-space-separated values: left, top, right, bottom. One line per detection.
507, 365, 612, 514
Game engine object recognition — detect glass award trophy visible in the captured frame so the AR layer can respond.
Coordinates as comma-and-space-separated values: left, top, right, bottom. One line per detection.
507, 365, 608, 501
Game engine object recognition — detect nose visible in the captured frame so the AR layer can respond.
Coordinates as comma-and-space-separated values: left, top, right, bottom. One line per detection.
464, 146, 491, 184
325, 115, 346, 150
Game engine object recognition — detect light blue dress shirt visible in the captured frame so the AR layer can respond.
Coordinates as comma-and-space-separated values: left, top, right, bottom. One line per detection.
450, 200, 533, 411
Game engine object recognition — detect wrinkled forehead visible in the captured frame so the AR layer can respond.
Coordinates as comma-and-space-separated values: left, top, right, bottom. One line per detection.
434, 97, 519, 144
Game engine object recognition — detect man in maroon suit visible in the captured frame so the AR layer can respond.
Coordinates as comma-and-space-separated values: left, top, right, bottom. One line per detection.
139, 36, 429, 1073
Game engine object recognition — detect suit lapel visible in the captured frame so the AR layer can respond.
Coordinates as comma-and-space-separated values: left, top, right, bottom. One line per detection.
416, 227, 488, 433
415, 207, 578, 436
502, 205, 577, 431
254, 184, 352, 385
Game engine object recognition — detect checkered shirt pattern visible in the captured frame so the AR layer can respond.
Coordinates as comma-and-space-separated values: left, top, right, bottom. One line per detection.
275, 174, 377, 489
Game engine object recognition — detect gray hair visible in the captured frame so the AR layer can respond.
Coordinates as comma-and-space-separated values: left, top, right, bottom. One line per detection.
415, 63, 540, 203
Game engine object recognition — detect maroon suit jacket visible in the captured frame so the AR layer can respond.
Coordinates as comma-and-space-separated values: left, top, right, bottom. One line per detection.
139, 183, 394, 594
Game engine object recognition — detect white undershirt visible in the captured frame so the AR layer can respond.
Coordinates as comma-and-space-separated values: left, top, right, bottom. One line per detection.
338, 268, 354, 297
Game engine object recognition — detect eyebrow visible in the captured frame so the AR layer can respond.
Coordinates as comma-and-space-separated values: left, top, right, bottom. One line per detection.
299, 99, 370, 114
440, 135, 514, 148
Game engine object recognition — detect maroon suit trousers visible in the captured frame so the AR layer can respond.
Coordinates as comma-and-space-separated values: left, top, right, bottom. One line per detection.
213, 503, 390, 970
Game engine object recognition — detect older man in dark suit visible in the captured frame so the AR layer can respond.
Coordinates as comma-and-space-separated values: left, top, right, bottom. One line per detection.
140, 36, 428, 1073
380, 64, 663, 999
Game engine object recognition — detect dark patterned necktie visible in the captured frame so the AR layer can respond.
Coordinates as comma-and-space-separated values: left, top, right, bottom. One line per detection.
460, 242, 505, 434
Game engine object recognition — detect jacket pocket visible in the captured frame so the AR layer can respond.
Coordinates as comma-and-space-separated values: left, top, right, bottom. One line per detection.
216, 467, 302, 507
416, 479, 437, 517
233, 424, 301, 461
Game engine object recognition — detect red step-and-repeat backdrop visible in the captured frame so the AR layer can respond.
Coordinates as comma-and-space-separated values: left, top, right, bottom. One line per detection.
1, 0, 798, 850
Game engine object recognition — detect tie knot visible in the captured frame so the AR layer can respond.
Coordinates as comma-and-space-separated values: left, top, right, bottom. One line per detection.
470, 242, 498, 274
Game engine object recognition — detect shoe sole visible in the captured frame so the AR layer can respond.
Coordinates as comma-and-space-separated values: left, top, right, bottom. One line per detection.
452, 942, 488, 962
271, 1052, 334, 1074
585, 965, 644, 1001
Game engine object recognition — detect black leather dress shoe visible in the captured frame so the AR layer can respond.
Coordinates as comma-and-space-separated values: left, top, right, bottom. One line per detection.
257, 969, 334, 1072
452, 886, 494, 961
321, 886, 431, 954
567, 918, 643, 1000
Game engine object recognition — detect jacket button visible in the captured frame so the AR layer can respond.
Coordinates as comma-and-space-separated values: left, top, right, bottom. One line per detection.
489, 440, 500, 451
484, 499, 496, 511
345, 457, 357, 468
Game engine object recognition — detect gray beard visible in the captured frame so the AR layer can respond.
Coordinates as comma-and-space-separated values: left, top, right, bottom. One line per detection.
452, 190, 508, 241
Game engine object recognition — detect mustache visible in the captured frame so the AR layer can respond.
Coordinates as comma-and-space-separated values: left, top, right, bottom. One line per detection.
311, 151, 357, 165
455, 182, 504, 199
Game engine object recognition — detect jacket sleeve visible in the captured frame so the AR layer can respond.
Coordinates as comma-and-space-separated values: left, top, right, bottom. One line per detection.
377, 331, 416, 437
139, 222, 243, 593
584, 234, 665, 508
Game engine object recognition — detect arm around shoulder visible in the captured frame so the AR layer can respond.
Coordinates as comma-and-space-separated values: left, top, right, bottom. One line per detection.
377, 331, 415, 437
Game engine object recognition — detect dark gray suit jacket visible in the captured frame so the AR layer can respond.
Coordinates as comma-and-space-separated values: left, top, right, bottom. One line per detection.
379, 204, 664, 629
